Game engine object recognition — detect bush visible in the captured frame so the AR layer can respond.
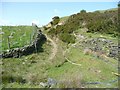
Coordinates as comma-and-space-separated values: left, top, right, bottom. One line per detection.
52, 16, 60, 25
80, 10, 86, 13
47, 9, 118, 43
48, 28, 57, 36
2, 74, 26, 84
59, 33, 75, 44
43, 26, 47, 30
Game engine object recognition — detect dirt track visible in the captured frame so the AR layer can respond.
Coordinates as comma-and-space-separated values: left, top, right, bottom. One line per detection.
45, 34, 58, 60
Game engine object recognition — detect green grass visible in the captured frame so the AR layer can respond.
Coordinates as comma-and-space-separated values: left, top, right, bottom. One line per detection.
47, 52, 118, 87
2, 41, 52, 88
2, 34, 69, 88
75, 28, 118, 44
45, 33, 118, 88
1, 25, 118, 88
64, 40, 118, 88
2, 82, 41, 88
2, 32, 118, 88
46, 27, 118, 88
1, 26, 33, 51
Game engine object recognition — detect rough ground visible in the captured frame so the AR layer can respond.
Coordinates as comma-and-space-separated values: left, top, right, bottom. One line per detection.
45, 34, 58, 60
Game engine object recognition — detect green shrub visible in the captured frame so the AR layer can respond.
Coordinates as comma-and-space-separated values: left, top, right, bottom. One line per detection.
48, 28, 57, 36
59, 33, 75, 44
80, 9, 86, 13
2, 74, 25, 84
43, 26, 47, 30
46, 9, 118, 43
52, 16, 60, 25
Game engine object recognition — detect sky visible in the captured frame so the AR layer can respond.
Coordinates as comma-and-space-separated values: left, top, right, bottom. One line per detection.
0, 2, 118, 26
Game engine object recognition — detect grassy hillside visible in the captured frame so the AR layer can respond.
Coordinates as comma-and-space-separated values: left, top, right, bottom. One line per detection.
2, 31, 118, 88
1, 8, 119, 88
48, 9, 118, 43
97, 8, 118, 13
59, 16, 69, 23
1, 26, 33, 51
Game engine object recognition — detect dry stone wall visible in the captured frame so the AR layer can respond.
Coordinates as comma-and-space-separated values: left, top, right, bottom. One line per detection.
1, 30, 46, 58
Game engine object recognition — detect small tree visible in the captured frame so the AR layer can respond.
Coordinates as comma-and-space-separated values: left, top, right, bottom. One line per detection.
118, 1, 120, 7
52, 16, 60, 25
80, 10, 86, 13
59, 33, 75, 44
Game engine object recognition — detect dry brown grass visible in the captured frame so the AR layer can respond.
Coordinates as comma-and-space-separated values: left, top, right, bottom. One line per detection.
83, 48, 109, 60
57, 73, 84, 88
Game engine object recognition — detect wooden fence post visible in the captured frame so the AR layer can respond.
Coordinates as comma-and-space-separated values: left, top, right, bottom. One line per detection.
34, 41, 37, 53
30, 34, 32, 44
7, 36, 10, 50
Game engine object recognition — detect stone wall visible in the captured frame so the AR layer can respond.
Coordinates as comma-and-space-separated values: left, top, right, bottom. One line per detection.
1, 30, 46, 58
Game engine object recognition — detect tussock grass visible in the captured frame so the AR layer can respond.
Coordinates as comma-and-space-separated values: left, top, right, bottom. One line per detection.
56, 73, 84, 88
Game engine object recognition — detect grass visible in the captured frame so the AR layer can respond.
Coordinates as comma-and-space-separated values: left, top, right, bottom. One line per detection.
2, 33, 69, 88
1, 26, 33, 51
2, 41, 52, 88
64, 37, 118, 88
2, 82, 41, 88
74, 28, 118, 44
1, 26, 118, 88
46, 41, 118, 88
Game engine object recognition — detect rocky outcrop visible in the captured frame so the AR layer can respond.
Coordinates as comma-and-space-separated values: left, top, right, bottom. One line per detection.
108, 45, 118, 58
81, 37, 118, 59
1, 30, 46, 58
